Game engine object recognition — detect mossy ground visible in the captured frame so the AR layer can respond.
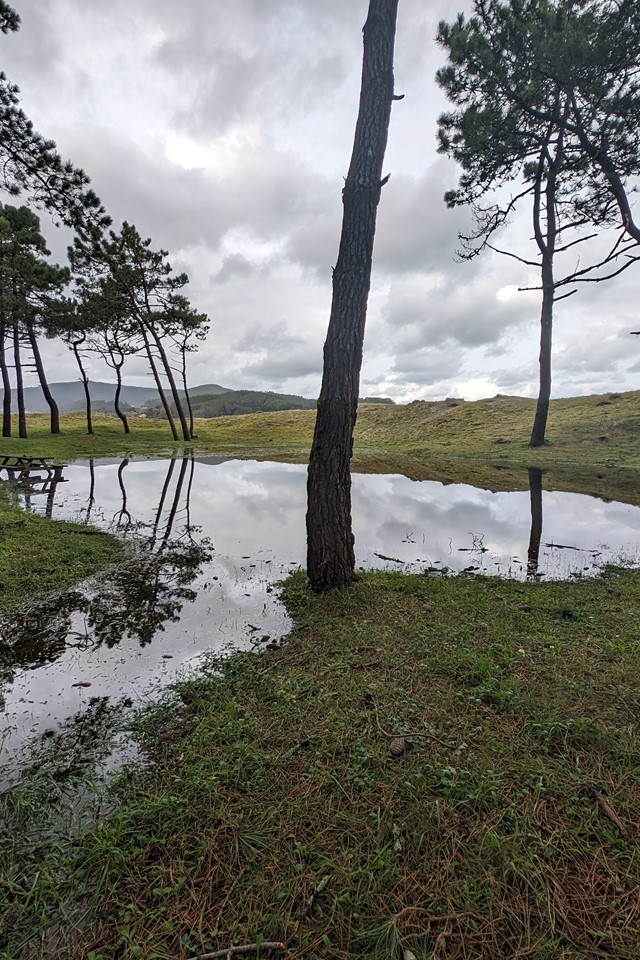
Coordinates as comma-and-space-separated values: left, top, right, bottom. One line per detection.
2, 567, 639, 959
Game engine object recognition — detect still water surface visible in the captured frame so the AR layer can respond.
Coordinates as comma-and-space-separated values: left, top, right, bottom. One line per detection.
1, 455, 639, 771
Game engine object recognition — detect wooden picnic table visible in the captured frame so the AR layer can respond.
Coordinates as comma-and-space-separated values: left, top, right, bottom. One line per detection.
0, 454, 56, 469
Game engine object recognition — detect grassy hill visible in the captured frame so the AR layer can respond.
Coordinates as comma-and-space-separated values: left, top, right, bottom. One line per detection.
146, 388, 318, 419
3, 389, 639, 463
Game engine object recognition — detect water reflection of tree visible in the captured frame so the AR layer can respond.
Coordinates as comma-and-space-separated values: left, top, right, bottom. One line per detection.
85, 537, 210, 646
527, 467, 543, 578
0, 536, 211, 708
0, 454, 208, 709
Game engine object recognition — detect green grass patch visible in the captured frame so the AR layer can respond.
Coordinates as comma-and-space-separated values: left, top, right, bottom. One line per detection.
0, 490, 124, 617
2, 388, 640, 468
3, 566, 639, 958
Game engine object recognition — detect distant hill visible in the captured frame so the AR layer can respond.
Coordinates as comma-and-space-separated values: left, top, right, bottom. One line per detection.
147, 389, 318, 420
21, 380, 393, 417
21, 380, 233, 413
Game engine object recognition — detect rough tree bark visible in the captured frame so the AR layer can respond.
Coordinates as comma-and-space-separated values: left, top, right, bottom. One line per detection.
0, 320, 11, 437
27, 324, 60, 434
306, 0, 399, 592
146, 320, 191, 441
12, 322, 26, 438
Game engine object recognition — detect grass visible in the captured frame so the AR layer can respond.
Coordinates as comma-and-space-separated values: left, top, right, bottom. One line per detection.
2, 565, 639, 959
2, 388, 640, 468
0, 489, 124, 617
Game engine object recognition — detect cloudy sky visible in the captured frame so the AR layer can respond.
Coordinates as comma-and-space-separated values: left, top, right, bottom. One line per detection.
3, 0, 640, 401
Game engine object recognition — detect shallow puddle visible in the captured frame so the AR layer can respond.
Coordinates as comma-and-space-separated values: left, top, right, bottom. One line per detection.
1, 455, 639, 775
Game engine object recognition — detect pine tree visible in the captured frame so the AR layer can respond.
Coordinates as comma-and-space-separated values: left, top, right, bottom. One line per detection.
437, 0, 640, 447
0, 203, 69, 436
0, 3, 109, 232
306, 0, 400, 591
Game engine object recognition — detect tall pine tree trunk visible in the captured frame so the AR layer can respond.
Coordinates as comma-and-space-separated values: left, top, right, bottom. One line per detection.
27, 324, 59, 434
112, 356, 130, 433
306, 0, 399, 592
139, 324, 178, 441
12, 322, 26, 439
71, 335, 93, 435
146, 320, 191, 441
0, 320, 11, 437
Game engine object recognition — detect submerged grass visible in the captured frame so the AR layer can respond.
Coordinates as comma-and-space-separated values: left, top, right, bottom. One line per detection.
3, 566, 639, 959
2, 388, 640, 467
0, 490, 123, 617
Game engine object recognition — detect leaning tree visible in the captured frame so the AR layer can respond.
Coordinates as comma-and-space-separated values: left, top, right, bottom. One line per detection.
69, 223, 208, 442
436, 0, 640, 447
306, 0, 401, 592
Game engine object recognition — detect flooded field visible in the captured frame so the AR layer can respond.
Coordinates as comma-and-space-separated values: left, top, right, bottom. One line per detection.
2, 454, 639, 775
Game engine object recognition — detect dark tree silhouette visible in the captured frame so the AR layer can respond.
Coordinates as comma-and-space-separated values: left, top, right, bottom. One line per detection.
306, 0, 400, 592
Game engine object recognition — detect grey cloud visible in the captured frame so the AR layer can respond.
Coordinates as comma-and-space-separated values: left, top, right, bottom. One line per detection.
52, 125, 321, 255
241, 345, 321, 383
387, 342, 465, 385
214, 254, 255, 284
374, 161, 474, 274
382, 268, 535, 351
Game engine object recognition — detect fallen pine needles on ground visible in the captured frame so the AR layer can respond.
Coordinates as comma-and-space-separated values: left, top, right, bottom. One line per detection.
2, 566, 640, 959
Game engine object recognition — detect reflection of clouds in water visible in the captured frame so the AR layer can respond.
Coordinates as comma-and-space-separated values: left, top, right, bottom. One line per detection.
352, 478, 530, 570
4, 457, 640, 775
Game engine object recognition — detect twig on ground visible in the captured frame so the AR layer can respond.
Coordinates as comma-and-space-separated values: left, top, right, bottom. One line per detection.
188, 943, 286, 960
586, 784, 634, 841
369, 694, 455, 749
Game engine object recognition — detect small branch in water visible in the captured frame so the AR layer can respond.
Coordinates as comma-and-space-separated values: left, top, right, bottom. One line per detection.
374, 552, 405, 563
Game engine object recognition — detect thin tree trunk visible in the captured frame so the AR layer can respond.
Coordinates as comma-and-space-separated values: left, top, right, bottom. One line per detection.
160, 454, 189, 548
152, 457, 177, 546
530, 256, 554, 446
112, 355, 130, 433
180, 344, 195, 439
530, 136, 559, 448
139, 324, 178, 441
27, 324, 60, 434
13, 322, 26, 438
527, 467, 543, 578
306, 0, 399, 592
71, 335, 93, 435
147, 321, 191, 441
0, 321, 11, 437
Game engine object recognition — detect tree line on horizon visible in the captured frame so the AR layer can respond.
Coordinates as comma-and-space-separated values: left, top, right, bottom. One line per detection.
0, 0, 639, 592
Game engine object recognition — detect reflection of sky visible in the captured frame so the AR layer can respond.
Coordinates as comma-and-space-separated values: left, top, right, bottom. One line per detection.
2, 458, 640, 770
